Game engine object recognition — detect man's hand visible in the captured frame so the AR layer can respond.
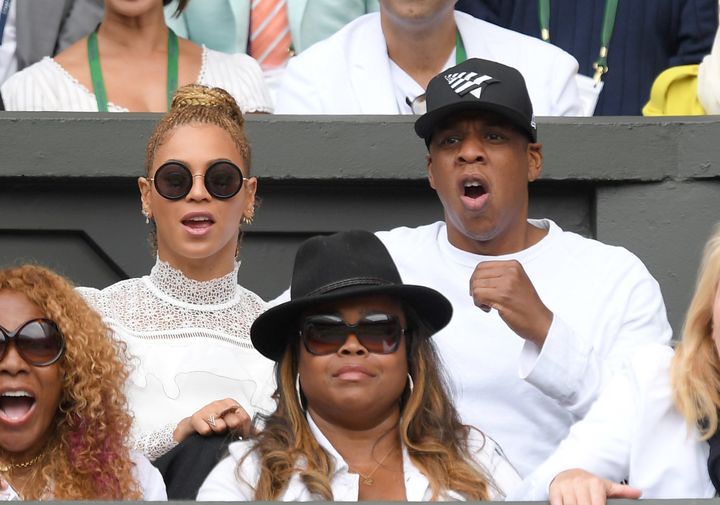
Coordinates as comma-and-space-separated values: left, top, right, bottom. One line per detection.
470, 259, 553, 346
549, 468, 642, 505
173, 398, 253, 443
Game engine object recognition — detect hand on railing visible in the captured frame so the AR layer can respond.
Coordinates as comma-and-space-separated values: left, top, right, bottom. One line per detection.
548, 468, 642, 505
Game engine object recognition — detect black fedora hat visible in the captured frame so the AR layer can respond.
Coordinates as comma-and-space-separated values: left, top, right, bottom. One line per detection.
415, 58, 537, 143
251, 230, 453, 361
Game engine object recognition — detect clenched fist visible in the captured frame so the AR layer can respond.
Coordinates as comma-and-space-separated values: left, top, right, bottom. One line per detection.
469, 259, 553, 346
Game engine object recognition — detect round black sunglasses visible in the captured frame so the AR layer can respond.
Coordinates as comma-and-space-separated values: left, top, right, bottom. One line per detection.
149, 160, 248, 200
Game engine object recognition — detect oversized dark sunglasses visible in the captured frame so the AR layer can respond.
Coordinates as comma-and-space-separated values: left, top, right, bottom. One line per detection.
0, 318, 65, 367
300, 313, 406, 355
149, 160, 248, 200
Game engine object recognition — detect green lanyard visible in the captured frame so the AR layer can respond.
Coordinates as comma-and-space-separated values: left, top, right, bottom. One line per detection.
538, 0, 619, 83
456, 30, 466, 64
0, 0, 11, 45
87, 28, 179, 112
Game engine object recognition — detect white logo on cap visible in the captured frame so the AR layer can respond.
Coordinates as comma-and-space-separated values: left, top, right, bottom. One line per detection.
444, 72, 498, 99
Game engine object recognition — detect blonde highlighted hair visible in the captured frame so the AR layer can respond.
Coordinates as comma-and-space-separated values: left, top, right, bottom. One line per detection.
244, 308, 496, 500
0, 265, 141, 499
672, 224, 720, 438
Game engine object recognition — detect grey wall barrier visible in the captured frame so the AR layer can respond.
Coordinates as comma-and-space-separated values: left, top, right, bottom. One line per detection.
0, 113, 719, 336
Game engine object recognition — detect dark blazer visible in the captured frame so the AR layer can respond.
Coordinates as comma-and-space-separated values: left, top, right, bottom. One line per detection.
15, 0, 103, 71
708, 424, 720, 494
456, 0, 718, 115
153, 433, 234, 499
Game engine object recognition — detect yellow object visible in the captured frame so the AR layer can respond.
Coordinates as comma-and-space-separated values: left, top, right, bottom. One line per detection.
643, 64, 706, 116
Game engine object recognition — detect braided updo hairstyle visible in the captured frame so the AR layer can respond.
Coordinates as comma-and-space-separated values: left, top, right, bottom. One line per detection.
145, 84, 251, 176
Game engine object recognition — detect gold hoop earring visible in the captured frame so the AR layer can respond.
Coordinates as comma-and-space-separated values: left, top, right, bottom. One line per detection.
295, 374, 305, 410
407, 373, 414, 395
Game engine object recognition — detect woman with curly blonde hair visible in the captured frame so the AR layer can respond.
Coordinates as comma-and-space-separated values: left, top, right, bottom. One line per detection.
0, 265, 165, 500
198, 230, 520, 501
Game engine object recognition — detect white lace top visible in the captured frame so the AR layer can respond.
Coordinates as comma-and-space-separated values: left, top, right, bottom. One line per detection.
78, 259, 277, 461
1, 46, 273, 113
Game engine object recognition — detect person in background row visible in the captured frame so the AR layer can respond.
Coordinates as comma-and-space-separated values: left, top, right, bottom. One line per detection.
198, 230, 521, 501
0, 0, 103, 85
698, 24, 720, 114
163, 0, 379, 94
0, 265, 166, 500
78, 85, 275, 492
0, 0, 271, 113
511, 225, 720, 504
456, 0, 717, 115
375, 57, 671, 478
275, 0, 582, 115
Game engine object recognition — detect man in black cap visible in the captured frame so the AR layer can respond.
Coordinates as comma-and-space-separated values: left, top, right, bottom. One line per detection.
376, 57, 672, 477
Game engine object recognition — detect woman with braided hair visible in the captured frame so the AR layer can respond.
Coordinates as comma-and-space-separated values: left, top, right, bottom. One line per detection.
1, 0, 272, 113
0, 265, 165, 500
79, 85, 275, 489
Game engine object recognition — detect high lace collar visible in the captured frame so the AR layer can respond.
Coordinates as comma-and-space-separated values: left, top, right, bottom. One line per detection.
148, 258, 240, 306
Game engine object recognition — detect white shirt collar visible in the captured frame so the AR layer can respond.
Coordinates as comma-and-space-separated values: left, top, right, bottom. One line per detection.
303, 413, 466, 501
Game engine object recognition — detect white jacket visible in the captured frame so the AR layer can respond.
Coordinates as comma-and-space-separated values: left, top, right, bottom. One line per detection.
275, 11, 582, 116
510, 344, 714, 499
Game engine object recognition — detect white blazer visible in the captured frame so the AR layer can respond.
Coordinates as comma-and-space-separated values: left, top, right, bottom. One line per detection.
275, 11, 582, 116
509, 344, 715, 500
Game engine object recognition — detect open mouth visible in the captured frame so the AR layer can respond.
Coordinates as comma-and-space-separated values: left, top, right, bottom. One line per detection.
464, 180, 487, 199
0, 391, 35, 421
181, 215, 215, 229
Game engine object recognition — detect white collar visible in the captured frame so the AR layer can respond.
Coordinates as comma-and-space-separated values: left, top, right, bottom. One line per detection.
146, 257, 241, 307
304, 413, 464, 501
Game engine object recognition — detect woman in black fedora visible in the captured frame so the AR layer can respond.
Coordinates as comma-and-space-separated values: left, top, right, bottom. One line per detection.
198, 230, 519, 501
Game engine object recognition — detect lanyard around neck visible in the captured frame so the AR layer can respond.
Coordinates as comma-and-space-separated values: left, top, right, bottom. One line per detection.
403, 29, 466, 115
538, 0, 619, 83
87, 27, 179, 112
456, 30, 466, 64
0, 0, 11, 45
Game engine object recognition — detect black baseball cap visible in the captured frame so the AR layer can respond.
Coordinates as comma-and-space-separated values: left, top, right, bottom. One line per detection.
415, 58, 537, 144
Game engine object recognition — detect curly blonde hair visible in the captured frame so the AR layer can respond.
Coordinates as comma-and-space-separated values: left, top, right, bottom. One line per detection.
672, 224, 720, 438
0, 265, 141, 499
245, 307, 496, 500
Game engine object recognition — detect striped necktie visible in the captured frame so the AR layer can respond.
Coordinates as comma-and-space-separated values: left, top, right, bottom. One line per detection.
249, 0, 292, 70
